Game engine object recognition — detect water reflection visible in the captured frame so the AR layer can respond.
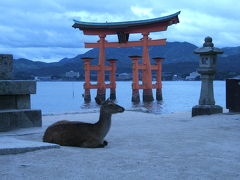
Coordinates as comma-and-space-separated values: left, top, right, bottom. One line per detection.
80, 97, 164, 114
131, 101, 164, 113
32, 81, 225, 114
80, 101, 99, 112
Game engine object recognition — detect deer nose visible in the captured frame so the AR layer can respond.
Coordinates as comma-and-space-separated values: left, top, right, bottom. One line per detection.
119, 107, 125, 112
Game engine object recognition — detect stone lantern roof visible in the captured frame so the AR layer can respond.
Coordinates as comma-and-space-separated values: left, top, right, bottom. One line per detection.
194, 36, 223, 55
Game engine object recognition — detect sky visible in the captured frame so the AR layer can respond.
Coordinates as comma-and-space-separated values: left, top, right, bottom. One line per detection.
0, 0, 239, 62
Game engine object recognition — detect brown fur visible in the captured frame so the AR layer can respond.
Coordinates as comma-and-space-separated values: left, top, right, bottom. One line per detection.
43, 98, 124, 148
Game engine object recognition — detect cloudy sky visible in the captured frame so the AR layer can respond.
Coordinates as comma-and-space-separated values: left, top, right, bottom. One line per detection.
0, 0, 239, 62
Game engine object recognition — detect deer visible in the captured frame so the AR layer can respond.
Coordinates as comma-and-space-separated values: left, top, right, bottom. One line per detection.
42, 98, 125, 148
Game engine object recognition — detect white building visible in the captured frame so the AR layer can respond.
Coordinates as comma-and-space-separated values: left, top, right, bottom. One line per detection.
233, 75, 240, 79
34, 76, 51, 81
185, 72, 200, 81
65, 71, 80, 78
117, 73, 132, 80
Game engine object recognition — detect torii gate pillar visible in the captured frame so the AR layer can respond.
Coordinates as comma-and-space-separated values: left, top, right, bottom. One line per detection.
108, 58, 117, 100
153, 57, 164, 101
142, 32, 154, 101
130, 56, 141, 103
96, 34, 106, 101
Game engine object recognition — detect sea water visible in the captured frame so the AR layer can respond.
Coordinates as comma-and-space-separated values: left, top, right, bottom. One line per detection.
32, 81, 225, 114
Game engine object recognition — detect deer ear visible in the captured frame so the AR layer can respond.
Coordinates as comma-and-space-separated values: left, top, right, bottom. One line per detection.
95, 97, 102, 105
105, 98, 111, 104
101, 98, 111, 105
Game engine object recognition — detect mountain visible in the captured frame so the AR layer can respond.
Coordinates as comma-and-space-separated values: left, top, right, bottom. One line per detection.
218, 54, 240, 72
13, 41, 240, 79
221, 46, 240, 57
58, 41, 198, 64
14, 57, 82, 76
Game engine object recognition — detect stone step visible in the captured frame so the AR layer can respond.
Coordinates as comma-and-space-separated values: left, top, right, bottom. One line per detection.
0, 137, 60, 155
0, 109, 42, 132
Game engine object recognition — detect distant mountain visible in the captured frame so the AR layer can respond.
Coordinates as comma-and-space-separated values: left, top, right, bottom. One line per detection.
14, 57, 82, 76
218, 54, 240, 72
59, 41, 198, 64
13, 41, 240, 79
221, 46, 240, 57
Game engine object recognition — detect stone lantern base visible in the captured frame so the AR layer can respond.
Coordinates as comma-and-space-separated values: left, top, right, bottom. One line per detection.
192, 105, 223, 117
0, 109, 42, 132
0, 80, 42, 132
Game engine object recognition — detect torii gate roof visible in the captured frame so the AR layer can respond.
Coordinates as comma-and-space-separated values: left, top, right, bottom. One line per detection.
72, 11, 180, 31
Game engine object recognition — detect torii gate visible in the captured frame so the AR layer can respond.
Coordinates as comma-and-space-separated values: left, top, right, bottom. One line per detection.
72, 11, 180, 102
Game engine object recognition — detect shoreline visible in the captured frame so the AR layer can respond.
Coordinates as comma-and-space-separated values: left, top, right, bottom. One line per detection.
42, 107, 230, 116
41, 109, 183, 116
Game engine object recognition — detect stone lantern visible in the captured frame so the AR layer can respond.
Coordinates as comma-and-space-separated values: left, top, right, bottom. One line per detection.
192, 37, 223, 116
0, 54, 42, 131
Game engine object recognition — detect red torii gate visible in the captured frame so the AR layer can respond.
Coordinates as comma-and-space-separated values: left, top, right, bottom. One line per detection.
72, 11, 180, 102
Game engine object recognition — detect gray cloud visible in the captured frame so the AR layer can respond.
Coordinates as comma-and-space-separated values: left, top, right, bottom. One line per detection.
0, 0, 239, 62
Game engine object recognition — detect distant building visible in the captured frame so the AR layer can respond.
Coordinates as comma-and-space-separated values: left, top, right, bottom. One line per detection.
65, 71, 80, 78
172, 74, 183, 81
117, 73, 132, 80
162, 72, 173, 81
228, 72, 237, 76
34, 76, 52, 81
228, 72, 238, 78
233, 75, 240, 79
185, 72, 200, 80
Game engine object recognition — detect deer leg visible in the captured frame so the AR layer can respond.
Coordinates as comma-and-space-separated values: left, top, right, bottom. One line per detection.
94, 141, 109, 148
81, 140, 107, 148
95, 143, 106, 148
103, 140, 108, 146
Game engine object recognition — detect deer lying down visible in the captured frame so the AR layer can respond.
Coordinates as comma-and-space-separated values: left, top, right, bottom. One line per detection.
43, 98, 125, 148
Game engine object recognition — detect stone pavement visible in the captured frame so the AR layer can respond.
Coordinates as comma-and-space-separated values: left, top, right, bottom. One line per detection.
0, 111, 240, 180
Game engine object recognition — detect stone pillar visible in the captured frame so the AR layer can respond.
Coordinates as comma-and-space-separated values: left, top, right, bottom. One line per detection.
0, 54, 42, 132
153, 57, 164, 101
192, 37, 223, 117
199, 73, 215, 105
107, 59, 117, 100
130, 56, 141, 103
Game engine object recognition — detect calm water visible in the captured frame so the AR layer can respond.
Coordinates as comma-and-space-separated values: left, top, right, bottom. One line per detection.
32, 81, 226, 114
